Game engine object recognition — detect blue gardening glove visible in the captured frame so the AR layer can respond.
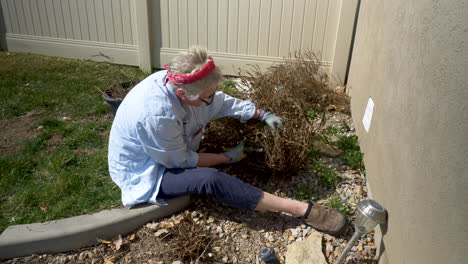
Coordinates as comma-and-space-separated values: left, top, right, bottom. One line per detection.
222, 142, 247, 164
261, 111, 283, 135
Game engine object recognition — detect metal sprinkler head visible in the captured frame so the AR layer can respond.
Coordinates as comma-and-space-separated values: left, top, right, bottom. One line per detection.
335, 199, 387, 264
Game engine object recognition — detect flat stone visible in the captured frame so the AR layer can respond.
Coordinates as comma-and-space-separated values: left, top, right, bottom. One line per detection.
285, 232, 327, 264
312, 140, 343, 157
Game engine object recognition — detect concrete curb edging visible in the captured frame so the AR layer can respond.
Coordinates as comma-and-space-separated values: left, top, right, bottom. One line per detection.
0, 196, 190, 260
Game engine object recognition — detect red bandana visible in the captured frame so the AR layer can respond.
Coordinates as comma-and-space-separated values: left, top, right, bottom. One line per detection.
164, 57, 215, 86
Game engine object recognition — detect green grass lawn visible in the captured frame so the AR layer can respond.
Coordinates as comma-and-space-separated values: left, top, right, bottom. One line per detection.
0, 52, 148, 232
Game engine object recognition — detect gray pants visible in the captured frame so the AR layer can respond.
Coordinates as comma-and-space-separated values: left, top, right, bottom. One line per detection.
158, 167, 263, 211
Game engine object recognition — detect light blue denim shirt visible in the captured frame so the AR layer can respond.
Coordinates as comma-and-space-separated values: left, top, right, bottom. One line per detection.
108, 70, 256, 207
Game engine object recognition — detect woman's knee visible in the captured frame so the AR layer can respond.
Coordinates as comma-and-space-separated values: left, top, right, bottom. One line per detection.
202, 169, 227, 188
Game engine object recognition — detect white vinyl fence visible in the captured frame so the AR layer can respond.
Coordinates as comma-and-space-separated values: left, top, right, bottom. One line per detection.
0, 0, 358, 83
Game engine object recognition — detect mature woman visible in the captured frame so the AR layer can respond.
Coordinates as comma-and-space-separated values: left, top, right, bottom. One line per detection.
108, 47, 346, 235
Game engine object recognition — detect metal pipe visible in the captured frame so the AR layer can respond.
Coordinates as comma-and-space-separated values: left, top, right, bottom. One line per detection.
334, 228, 365, 264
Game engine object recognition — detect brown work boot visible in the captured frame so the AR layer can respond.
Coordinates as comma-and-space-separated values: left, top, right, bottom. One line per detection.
301, 200, 347, 235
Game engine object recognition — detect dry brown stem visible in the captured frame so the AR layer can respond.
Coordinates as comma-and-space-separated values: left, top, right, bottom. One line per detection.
158, 211, 215, 262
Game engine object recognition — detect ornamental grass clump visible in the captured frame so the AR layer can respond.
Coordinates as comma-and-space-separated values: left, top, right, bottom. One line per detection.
206, 51, 349, 178
240, 53, 317, 176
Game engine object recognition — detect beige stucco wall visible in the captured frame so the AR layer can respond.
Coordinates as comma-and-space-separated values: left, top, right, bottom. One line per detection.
347, 1, 468, 263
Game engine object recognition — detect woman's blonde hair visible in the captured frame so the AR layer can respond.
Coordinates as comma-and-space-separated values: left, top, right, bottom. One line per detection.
167, 46, 223, 99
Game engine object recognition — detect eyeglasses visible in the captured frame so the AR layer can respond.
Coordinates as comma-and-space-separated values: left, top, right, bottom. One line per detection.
199, 91, 216, 105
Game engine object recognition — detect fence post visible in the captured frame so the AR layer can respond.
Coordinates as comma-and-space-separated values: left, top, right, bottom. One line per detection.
135, 0, 152, 73
331, 0, 360, 88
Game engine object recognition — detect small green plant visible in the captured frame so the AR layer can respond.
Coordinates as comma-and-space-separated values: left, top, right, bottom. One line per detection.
306, 108, 319, 119
294, 184, 318, 201
308, 148, 321, 160
334, 135, 365, 172
324, 126, 340, 136
326, 195, 355, 220
343, 150, 364, 171
335, 134, 359, 151
310, 162, 340, 188
312, 123, 366, 172
315, 125, 340, 144
220, 79, 238, 95
223, 79, 236, 88
315, 134, 330, 144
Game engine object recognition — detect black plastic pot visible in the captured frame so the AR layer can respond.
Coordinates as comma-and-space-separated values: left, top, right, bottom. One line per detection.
102, 95, 123, 115
102, 80, 139, 115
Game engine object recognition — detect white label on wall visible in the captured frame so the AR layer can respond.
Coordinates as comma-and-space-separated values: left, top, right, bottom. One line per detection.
362, 97, 374, 132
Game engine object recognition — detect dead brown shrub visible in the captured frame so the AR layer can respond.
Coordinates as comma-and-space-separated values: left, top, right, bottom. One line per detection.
242, 51, 349, 114
206, 51, 349, 177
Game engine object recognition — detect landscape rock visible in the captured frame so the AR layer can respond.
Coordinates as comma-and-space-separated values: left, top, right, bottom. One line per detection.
285, 232, 327, 264
312, 140, 343, 157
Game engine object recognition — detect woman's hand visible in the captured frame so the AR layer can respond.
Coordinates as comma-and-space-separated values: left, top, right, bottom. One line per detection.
261, 111, 283, 135
222, 141, 247, 164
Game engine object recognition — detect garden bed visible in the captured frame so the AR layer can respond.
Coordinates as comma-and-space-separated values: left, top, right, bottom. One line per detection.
3, 112, 377, 264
